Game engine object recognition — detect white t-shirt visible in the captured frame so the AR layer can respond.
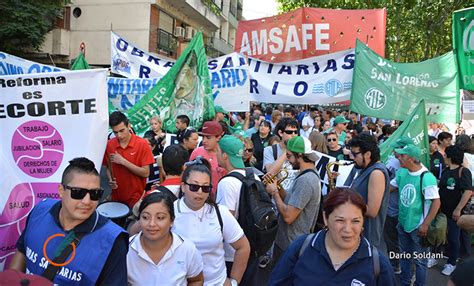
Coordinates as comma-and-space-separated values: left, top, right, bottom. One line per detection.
127, 232, 203, 286
216, 169, 260, 261
301, 116, 315, 138
172, 199, 244, 285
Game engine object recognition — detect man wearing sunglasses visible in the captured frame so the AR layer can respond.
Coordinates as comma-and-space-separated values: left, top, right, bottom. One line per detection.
345, 133, 390, 250
9, 157, 128, 285
263, 118, 299, 180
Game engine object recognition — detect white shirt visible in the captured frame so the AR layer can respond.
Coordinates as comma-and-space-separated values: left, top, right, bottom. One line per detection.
301, 115, 315, 138
127, 232, 203, 286
216, 169, 260, 261
172, 199, 244, 285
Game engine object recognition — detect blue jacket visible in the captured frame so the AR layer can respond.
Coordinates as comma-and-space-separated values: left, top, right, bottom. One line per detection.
20, 199, 127, 285
269, 230, 396, 286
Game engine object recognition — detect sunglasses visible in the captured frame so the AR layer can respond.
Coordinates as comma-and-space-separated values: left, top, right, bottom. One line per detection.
351, 151, 362, 157
185, 182, 212, 193
245, 148, 253, 152
284, 130, 298, 135
327, 138, 337, 142
63, 185, 104, 201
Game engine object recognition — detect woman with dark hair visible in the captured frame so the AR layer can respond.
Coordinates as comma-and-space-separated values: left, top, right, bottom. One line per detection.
178, 128, 199, 157
127, 192, 204, 285
269, 188, 396, 286
251, 120, 272, 171
172, 158, 250, 286
438, 145, 473, 276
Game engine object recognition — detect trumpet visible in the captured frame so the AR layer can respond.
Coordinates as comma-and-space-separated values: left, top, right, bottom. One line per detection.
263, 169, 289, 192
326, 161, 353, 192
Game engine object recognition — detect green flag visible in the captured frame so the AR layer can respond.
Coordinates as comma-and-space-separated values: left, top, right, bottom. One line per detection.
379, 100, 430, 167
125, 32, 215, 134
453, 7, 474, 91
350, 39, 460, 123
71, 52, 90, 70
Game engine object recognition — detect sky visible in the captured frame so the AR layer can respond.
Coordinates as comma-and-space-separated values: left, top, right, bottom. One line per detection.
242, 0, 279, 20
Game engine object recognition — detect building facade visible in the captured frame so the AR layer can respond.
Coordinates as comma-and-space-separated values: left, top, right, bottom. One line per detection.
38, 0, 243, 66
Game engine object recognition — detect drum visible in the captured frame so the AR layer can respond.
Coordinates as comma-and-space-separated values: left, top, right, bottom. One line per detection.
97, 202, 130, 228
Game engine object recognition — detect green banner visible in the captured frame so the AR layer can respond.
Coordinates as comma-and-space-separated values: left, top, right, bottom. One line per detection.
350, 39, 460, 123
380, 100, 430, 167
453, 7, 474, 91
71, 52, 90, 70
125, 32, 215, 134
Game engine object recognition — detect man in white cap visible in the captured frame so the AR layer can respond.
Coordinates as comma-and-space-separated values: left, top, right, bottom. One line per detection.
265, 136, 321, 263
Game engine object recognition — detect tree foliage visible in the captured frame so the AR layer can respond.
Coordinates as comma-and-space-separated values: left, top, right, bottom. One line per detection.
0, 0, 65, 54
276, 0, 471, 62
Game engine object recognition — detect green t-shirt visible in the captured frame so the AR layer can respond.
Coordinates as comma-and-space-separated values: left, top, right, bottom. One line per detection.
396, 168, 438, 232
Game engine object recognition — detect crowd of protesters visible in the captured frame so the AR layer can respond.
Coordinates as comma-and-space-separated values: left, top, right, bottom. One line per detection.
6, 102, 474, 286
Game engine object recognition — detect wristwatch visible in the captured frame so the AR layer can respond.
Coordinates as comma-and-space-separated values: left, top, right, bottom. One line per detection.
229, 278, 238, 286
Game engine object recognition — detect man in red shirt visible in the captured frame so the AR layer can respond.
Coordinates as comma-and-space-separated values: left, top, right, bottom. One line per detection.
103, 111, 155, 208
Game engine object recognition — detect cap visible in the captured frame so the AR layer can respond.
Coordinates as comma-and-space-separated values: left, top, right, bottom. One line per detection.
287, 136, 320, 161
219, 135, 245, 168
200, 121, 223, 136
334, 115, 350, 125
394, 144, 421, 159
0, 270, 52, 286
390, 136, 414, 148
214, 105, 228, 114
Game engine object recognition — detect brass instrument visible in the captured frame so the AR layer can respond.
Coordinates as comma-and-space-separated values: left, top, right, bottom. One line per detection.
263, 169, 289, 192
326, 161, 353, 192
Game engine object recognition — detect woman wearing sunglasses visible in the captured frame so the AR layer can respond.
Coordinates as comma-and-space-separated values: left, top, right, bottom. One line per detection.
127, 191, 204, 285
242, 138, 257, 168
172, 158, 250, 286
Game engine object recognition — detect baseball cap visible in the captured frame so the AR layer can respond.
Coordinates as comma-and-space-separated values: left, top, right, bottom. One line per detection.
394, 144, 421, 159
334, 115, 350, 125
214, 105, 228, 114
0, 270, 52, 285
287, 136, 320, 161
200, 121, 223, 136
391, 136, 414, 148
219, 135, 245, 168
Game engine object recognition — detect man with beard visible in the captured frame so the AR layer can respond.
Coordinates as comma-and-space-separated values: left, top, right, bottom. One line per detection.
346, 133, 390, 249
265, 136, 321, 263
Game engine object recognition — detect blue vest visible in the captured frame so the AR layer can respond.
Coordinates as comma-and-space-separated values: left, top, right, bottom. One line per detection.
23, 199, 125, 285
350, 162, 390, 249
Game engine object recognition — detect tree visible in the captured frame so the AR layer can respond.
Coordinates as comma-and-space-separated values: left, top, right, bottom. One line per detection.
0, 0, 66, 54
276, 0, 471, 62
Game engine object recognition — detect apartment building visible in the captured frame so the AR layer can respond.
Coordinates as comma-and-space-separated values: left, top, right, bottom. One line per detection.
38, 0, 243, 66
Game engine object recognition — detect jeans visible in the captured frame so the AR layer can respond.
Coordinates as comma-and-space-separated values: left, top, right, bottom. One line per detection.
384, 215, 400, 268
226, 253, 259, 286
446, 217, 461, 265
397, 224, 429, 286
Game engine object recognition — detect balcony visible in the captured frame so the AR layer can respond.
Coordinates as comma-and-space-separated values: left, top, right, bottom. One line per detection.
162, 0, 221, 31
157, 29, 177, 57
208, 36, 233, 55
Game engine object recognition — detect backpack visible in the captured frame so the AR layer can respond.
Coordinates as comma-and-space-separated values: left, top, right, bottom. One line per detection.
298, 231, 380, 278
223, 168, 278, 256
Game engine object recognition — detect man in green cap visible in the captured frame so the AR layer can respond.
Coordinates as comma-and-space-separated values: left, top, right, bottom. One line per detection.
214, 105, 228, 122
216, 135, 260, 285
324, 115, 350, 146
384, 135, 415, 274
265, 136, 321, 263
390, 144, 440, 286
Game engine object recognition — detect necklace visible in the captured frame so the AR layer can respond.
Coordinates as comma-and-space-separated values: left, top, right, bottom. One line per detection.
329, 237, 361, 270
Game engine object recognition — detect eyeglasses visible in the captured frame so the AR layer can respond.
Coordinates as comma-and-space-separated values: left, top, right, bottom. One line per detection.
351, 151, 362, 157
184, 182, 212, 193
63, 185, 104, 201
284, 130, 298, 135
327, 138, 337, 142
245, 148, 253, 153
